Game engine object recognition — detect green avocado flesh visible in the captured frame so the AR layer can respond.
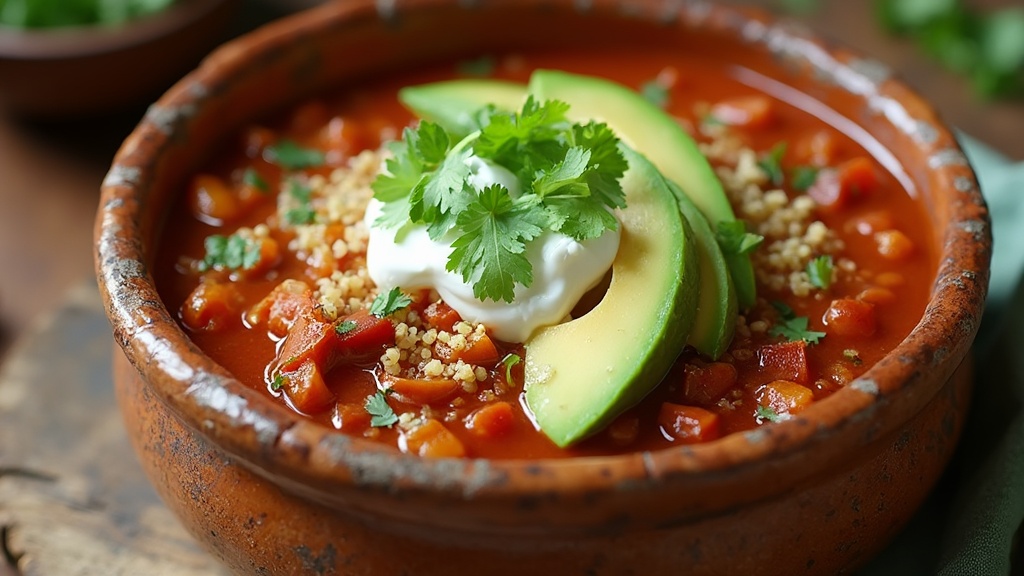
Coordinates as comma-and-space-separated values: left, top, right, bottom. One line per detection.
398, 79, 526, 139
527, 70, 756, 310
523, 147, 698, 447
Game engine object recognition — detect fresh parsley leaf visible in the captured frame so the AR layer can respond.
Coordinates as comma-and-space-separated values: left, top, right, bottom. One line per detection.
790, 166, 820, 192
640, 80, 670, 109
843, 348, 864, 366
335, 320, 358, 335
756, 404, 784, 423
198, 233, 262, 271
284, 206, 317, 226
806, 255, 834, 290
457, 55, 496, 77
369, 287, 412, 318
242, 168, 269, 192
270, 374, 287, 391
769, 301, 826, 344
501, 353, 521, 385
283, 179, 316, 226
716, 220, 764, 256
265, 140, 326, 170
700, 113, 725, 129
365, 391, 399, 427
758, 142, 787, 186
448, 185, 546, 303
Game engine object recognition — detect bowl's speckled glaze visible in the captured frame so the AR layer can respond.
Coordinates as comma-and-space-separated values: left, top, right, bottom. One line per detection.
95, 1, 990, 573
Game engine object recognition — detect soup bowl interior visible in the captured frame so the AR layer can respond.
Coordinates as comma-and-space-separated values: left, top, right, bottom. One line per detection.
95, 0, 990, 573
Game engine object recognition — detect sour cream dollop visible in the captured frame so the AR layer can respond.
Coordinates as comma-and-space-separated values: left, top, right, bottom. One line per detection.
364, 157, 620, 342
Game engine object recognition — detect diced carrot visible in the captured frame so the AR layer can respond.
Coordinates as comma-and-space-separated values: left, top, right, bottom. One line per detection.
857, 287, 896, 306
874, 229, 915, 261
180, 282, 243, 331
874, 272, 905, 288
288, 101, 331, 135
606, 413, 640, 446
319, 116, 371, 159
658, 403, 721, 444
682, 361, 738, 406
756, 380, 814, 415
467, 402, 516, 439
793, 130, 841, 167
245, 279, 312, 337
402, 419, 466, 458
848, 210, 895, 236
755, 340, 810, 385
423, 300, 463, 333
277, 308, 394, 373
333, 402, 372, 434
279, 359, 335, 414
449, 332, 501, 366
807, 156, 878, 213
384, 375, 461, 405
243, 126, 276, 159
709, 95, 774, 129
823, 298, 877, 337
188, 174, 240, 223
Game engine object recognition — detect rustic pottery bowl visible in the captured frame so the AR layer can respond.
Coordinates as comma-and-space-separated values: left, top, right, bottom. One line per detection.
0, 0, 237, 117
94, 0, 990, 574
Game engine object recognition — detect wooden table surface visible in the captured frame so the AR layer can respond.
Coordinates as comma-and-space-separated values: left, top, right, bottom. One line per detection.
0, 1, 1020, 574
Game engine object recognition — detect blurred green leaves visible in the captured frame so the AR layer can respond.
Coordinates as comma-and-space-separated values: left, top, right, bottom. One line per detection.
0, 0, 176, 29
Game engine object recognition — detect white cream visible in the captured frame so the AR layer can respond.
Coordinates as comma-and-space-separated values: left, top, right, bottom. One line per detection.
364, 157, 619, 342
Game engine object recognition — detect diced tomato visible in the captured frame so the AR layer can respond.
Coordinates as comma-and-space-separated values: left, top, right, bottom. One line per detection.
857, 287, 896, 306
288, 100, 331, 134
402, 419, 466, 458
807, 156, 878, 213
874, 229, 915, 261
755, 340, 810, 385
319, 116, 371, 160
709, 95, 774, 129
243, 126, 276, 159
823, 298, 877, 337
181, 282, 243, 331
333, 402, 372, 434
682, 361, 738, 406
279, 359, 335, 414
245, 280, 313, 337
793, 130, 841, 167
423, 301, 463, 333
756, 380, 814, 415
277, 308, 394, 373
658, 403, 720, 444
606, 413, 640, 446
848, 210, 895, 236
467, 402, 516, 439
188, 174, 240, 223
384, 375, 461, 405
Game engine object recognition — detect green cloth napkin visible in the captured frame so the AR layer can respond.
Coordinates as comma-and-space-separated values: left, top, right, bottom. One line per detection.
861, 137, 1024, 575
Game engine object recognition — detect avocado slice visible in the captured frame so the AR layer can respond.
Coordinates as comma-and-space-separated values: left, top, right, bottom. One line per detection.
666, 179, 737, 359
398, 79, 526, 139
527, 69, 757, 310
523, 147, 699, 447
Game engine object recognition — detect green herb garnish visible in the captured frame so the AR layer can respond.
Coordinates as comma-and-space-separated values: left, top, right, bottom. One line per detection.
198, 233, 261, 272
284, 206, 317, 226
243, 168, 269, 193
769, 301, 826, 344
501, 353, 521, 385
716, 220, 764, 257
806, 255, 834, 290
372, 97, 627, 303
843, 349, 864, 366
335, 320, 358, 335
265, 140, 326, 170
0, 0, 175, 28
640, 80, 670, 109
790, 166, 820, 192
283, 179, 316, 226
271, 374, 287, 391
756, 404, 784, 423
365, 391, 399, 427
458, 56, 496, 77
758, 142, 787, 187
369, 287, 413, 318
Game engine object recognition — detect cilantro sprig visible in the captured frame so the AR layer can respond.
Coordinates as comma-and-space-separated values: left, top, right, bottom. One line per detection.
758, 142, 787, 187
769, 301, 826, 344
806, 255, 835, 290
716, 220, 763, 257
756, 404, 785, 424
198, 233, 261, 272
370, 287, 413, 318
265, 140, 326, 171
365, 391, 398, 427
371, 97, 627, 303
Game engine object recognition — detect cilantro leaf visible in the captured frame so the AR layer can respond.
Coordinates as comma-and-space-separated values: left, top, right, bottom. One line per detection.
501, 353, 521, 385
790, 166, 820, 192
758, 142, 787, 186
365, 391, 399, 427
458, 55, 496, 77
335, 320, 358, 335
640, 80, 670, 109
716, 220, 764, 256
806, 255, 834, 289
769, 301, 826, 344
448, 185, 546, 303
243, 168, 269, 192
199, 233, 262, 271
265, 140, 326, 170
373, 136, 427, 204
270, 374, 287, 391
285, 206, 317, 226
756, 404, 784, 423
369, 287, 413, 318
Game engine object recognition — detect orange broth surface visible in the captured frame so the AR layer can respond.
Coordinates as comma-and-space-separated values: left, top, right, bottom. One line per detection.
156, 47, 935, 459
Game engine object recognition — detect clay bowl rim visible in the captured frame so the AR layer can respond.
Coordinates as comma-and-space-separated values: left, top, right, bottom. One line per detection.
0, 0, 232, 59
95, 0, 990, 501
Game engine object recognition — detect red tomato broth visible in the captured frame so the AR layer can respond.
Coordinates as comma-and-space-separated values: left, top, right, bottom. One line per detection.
155, 47, 935, 460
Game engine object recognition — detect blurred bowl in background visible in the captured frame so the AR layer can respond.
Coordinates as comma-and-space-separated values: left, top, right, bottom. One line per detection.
0, 0, 238, 118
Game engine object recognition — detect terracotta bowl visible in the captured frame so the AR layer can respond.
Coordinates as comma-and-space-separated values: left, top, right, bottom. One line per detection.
0, 0, 237, 118
94, 0, 990, 574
